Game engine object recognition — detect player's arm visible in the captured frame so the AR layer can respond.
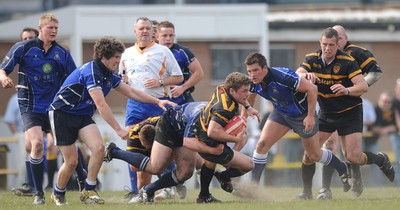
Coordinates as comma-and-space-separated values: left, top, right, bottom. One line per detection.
297, 76, 318, 132
364, 71, 383, 87
116, 82, 177, 110
241, 93, 260, 123
347, 74, 368, 97
89, 88, 128, 139
0, 69, 14, 88
296, 67, 319, 84
208, 120, 245, 144
183, 137, 223, 155
183, 58, 204, 91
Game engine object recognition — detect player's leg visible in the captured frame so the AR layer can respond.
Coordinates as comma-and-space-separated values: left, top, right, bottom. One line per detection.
26, 125, 46, 204
302, 133, 350, 197
197, 160, 219, 203
319, 132, 342, 200
78, 124, 105, 204
299, 131, 332, 199
45, 132, 58, 191
52, 144, 78, 205
143, 147, 195, 203
251, 114, 290, 182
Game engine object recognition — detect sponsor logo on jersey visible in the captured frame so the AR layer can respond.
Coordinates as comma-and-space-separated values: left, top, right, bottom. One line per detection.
42, 63, 52, 73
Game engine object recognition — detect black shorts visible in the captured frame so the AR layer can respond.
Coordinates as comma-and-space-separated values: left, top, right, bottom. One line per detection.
21, 112, 51, 132
49, 110, 95, 146
319, 105, 363, 136
197, 130, 234, 165
154, 115, 183, 149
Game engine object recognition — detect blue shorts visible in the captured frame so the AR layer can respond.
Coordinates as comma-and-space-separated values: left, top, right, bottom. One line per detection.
268, 109, 319, 138
21, 112, 51, 132
125, 99, 166, 126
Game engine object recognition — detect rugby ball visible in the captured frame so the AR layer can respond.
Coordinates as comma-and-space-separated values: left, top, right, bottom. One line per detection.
224, 116, 247, 136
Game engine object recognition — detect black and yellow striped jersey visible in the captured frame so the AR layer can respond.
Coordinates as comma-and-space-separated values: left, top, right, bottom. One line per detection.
343, 41, 382, 75
300, 49, 363, 114
199, 84, 240, 132
126, 116, 160, 152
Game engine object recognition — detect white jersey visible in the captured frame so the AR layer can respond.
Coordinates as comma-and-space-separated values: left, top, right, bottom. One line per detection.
120, 42, 182, 98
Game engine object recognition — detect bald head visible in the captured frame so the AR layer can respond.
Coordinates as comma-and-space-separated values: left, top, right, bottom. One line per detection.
332, 25, 348, 50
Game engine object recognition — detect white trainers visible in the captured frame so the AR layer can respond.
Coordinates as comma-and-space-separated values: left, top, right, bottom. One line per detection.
154, 188, 175, 200
175, 184, 187, 199
128, 193, 143, 204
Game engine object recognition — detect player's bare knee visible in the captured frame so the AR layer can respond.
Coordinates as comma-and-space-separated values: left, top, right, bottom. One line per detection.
302, 154, 314, 165
307, 153, 320, 162
92, 143, 105, 155
65, 158, 78, 170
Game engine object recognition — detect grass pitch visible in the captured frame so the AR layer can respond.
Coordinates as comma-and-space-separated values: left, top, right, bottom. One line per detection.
1, 186, 399, 210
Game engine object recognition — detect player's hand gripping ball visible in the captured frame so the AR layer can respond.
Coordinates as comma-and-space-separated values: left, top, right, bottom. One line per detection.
224, 116, 247, 136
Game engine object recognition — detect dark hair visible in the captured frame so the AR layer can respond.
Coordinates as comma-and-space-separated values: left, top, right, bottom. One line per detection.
93, 36, 125, 60
20, 27, 39, 40
321, 27, 339, 41
224, 72, 252, 91
244, 52, 267, 68
139, 124, 155, 148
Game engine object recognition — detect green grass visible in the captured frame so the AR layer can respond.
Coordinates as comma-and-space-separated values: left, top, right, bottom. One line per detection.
1, 187, 400, 210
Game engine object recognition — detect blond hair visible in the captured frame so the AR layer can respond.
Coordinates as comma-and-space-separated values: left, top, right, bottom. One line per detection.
39, 13, 59, 27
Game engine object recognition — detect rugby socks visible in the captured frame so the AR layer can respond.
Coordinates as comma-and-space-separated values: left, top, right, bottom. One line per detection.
144, 169, 180, 196
321, 165, 335, 189
199, 164, 214, 197
364, 152, 384, 166
251, 151, 268, 182
75, 146, 87, 182
85, 179, 97, 191
54, 184, 66, 196
111, 147, 149, 171
46, 152, 58, 188
161, 162, 176, 177
221, 167, 243, 178
351, 164, 362, 180
128, 166, 138, 193
29, 156, 45, 193
319, 148, 346, 175
301, 163, 315, 195
25, 158, 34, 187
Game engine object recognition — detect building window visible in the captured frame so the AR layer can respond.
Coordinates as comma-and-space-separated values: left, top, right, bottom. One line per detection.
211, 44, 257, 82
270, 44, 295, 70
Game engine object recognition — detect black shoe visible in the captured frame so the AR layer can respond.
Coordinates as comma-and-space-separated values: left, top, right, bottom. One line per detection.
297, 192, 312, 200
316, 188, 332, 200
32, 191, 45, 205
104, 142, 116, 162
378, 152, 395, 182
11, 183, 35, 196
214, 171, 233, 193
352, 177, 363, 198
340, 162, 352, 192
196, 194, 222, 204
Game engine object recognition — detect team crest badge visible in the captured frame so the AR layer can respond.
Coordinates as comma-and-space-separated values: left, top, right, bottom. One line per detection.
54, 52, 60, 60
333, 64, 341, 74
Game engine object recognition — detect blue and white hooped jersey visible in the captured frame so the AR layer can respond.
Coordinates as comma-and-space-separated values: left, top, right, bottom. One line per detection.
0, 38, 76, 114
49, 60, 121, 116
250, 67, 307, 117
